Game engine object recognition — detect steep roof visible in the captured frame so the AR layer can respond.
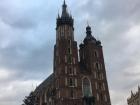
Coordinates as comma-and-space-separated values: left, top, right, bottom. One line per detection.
34, 73, 54, 95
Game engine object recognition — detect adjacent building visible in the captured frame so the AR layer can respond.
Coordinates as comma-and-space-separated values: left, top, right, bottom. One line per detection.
127, 86, 140, 105
33, 1, 112, 105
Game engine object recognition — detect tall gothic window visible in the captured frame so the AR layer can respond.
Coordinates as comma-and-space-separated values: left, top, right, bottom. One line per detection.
82, 77, 92, 97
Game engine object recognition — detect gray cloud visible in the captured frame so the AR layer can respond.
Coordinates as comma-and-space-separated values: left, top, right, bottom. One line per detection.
0, 0, 140, 105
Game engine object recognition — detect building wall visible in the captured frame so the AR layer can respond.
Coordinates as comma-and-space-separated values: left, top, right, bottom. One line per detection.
128, 88, 140, 105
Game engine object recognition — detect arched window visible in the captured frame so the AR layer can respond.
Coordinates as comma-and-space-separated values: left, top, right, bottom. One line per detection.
82, 77, 92, 97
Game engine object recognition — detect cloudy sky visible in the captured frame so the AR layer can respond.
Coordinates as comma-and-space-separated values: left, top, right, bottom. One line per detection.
0, 0, 140, 105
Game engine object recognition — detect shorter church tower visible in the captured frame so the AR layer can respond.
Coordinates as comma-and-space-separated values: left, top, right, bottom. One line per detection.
79, 25, 111, 105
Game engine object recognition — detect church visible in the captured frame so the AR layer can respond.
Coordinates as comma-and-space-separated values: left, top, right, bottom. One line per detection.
33, 1, 112, 105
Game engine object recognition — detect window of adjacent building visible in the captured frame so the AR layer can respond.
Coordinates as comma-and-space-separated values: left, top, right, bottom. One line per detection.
82, 77, 92, 97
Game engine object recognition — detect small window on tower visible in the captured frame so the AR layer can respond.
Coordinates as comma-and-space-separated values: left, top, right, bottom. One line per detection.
95, 63, 100, 69
94, 51, 99, 58
97, 93, 99, 101
68, 40, 71, 45
73, 58, 76, 64
104, 94, 107, 102
70, 89, 74, 98
74, 67, 77, 75
65, 66, 67, 74
68, 78, 75, 87
68, 48, 72, 54
65, 55, 67, 63
68, 55, 72, 64
69, 67, 73, 75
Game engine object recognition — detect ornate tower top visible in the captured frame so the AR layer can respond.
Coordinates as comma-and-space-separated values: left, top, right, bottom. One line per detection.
61, 0, 68, 17
83, 25, 101, 46
84, 25, 96, 44
56, 0, 73, 29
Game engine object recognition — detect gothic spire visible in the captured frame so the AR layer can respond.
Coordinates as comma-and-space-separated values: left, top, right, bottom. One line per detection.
61, 0, 69, 18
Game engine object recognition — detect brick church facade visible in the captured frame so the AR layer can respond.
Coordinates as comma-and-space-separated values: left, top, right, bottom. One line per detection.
33, 1, 112, 105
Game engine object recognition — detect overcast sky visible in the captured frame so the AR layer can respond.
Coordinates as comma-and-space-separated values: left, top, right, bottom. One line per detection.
0, 0, 140, 105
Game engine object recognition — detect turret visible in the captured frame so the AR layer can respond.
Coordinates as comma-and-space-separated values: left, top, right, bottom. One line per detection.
56, 0, 74, 29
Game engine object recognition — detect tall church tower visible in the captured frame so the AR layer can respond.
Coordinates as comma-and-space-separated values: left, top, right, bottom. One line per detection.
54, 1, 79, 105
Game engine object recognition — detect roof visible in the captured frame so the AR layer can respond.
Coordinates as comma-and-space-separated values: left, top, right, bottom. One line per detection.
34, 73, 54, 94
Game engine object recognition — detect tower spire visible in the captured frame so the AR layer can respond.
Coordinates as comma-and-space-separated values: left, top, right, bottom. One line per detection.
56, 0, 73, 28
64, 0, 66, 5
61, 0, 69, 17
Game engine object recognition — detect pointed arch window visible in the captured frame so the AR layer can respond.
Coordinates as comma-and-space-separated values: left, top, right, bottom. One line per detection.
82, 77, 92, 97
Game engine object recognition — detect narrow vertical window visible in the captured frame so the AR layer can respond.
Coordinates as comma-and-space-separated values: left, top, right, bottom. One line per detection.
95, 82, 98, 89
65, 66, 67, 74
68, 48, 72, 54
94, 72, 96, 79
68, 40, 71, 45
73, 58, 76, 64
104, 94, 107, 102
95, 62, 101, 70
70, 89, 74, 98
69, 67, 73, 75
103, 83, 106, 90
74, 67, 76, 75
75, 79, 77, 87
97, 93, 99, 101
65, 78, 67, 86
82, 77, 92, 97
65, 55, 67, 63
68, 55, 72, 64
68, 78, 75, 87
94, 50, 99, 57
